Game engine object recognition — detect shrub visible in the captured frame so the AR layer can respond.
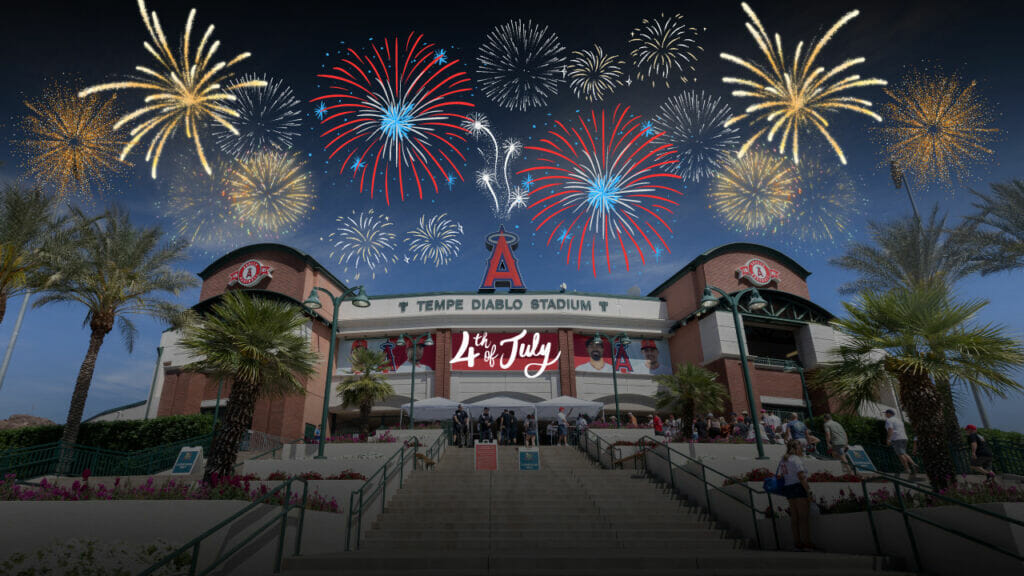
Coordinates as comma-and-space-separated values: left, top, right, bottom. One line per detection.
326, 471, 367, 480
0, 414, 214, 451
0, 538, 191, 576
815, 481, 1024, 515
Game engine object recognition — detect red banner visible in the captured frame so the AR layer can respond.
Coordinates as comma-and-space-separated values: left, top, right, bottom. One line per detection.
450, 331, 561, 378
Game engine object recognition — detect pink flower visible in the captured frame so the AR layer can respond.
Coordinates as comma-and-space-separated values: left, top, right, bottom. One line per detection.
81, 469, 91, 481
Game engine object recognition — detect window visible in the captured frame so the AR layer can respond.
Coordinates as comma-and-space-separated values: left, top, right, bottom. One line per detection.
743, 323, 799, 361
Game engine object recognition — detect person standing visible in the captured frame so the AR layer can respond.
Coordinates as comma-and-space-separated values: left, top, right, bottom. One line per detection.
708, 414, 721, 439
965, 424, 996, 478
822, 414, 852, 474
499, 409, 511, 445
479, 408, 494, 442
453, 404, 469, 448
766, 411, 782, 444
627, 412, 638, 427
652, 413, 664, 437
777, 439, 815, 551
784, 413, 808, 448
313, 425, 321, 445
556, 407, 569, 446
525, 414, 538, 447
884, 409, 919, 476
508, 411, 519, 445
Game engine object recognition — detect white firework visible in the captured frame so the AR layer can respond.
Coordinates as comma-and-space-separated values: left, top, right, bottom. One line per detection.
652, 91, 740, 182
462, 113, 523, 219
567, 45, 625, 102
630, 13, 703, 87
508, 187, 528, 211
404, 213, 463, 267
212, 74, 302, 159
326, 211, 398, 279
477, 19, 566, 111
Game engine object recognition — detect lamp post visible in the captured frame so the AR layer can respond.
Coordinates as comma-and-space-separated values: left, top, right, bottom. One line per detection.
396, 332, 434, 429
591, 332, 631, 428
303, 285, 371, 459
783, 362, 812, 420
699, 285, 769, 460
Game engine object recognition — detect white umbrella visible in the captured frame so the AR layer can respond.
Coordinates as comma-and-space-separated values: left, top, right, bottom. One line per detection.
535, 395, 603, 420
399, 396, 461, 422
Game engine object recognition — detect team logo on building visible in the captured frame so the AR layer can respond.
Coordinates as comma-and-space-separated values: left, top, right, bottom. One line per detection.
737, 259, 780, 286
228, 260, 273, 287
479, 226, 526, 293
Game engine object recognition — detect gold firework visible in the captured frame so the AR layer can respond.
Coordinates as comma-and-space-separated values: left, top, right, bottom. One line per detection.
17, 82, 128, 201
78, 0, 266, 179
228, 151, 314, 235
163, 159, 245, 251
720, 2, 887, 165
711, 150, 797, 232
878, 69, 998, 186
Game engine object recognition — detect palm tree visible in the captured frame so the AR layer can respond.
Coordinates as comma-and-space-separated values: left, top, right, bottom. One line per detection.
178, 291, 318, 480
0, 184, 62, 325
34, 209, 196, 458
654, 363, 729, 437
337, 348, 394, 439
963, 180, 1024, 275
812, 283, 1024, 490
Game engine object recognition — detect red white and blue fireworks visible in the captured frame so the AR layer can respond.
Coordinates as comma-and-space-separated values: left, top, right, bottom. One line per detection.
521, 106, 684, 277
313, 33, 474, 205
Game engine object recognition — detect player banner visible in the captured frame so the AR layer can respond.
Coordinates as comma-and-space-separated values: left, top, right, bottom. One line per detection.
572, 334, 671, 376
337, 336, 436, 374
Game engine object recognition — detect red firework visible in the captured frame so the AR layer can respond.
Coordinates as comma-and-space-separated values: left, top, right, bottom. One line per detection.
521, 105, 683, 276
313, 33, 474, 205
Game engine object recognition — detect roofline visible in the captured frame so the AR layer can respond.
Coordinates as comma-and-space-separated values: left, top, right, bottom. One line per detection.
197, 243, 349, 292
83, 400, 146, 423
191, 289, 333, 327
365, 290, 660, 302
648, 243, 812, 297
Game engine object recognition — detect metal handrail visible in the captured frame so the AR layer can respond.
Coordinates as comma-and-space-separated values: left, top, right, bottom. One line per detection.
232, 437, 304, 473
135, 476, 309, 576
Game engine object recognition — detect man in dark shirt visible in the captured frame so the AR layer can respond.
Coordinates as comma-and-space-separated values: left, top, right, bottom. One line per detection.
966, 424, 995, 477
479, 408, 494, 442
508, 411, 519, 445
453, 405, 469, 447
499, 409, 511, 445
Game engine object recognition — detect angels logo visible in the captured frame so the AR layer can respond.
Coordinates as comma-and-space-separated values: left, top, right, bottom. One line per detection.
737, 258, 780, 287
228, 260, 273, 287
479, 226, 526, 293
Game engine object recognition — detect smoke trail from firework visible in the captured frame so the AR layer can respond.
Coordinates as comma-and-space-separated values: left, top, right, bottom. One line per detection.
464, 113, 524, 219
477, 19, 566, 111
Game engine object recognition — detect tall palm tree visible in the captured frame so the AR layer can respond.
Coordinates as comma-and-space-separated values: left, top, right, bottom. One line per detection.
963, 180, 1024, 275
337, 348, 394, 439
812, 283, 1024, 490
34, 209, 196, 457
654, 363, 729, 436
0, 184, 62, 325
178, 291, 318, 480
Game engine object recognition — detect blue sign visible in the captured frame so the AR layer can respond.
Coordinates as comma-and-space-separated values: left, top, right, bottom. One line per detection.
519, 448, 540, 471
846, 445, 877, 473
171, 447, 203, 475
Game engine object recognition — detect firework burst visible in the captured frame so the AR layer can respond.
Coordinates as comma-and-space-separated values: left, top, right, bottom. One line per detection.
213, 74, 302, 159
314, 32, 473, 205
710, 150, 797, 233
789, 156, 863, 248
720, 2, 887, 165
652, 91, 740, 182
630, 13, 703, 88
227, 151, 314, 235
877, 68, 998, 187
161, 158, 245, 252
79, 0, 266, 178
463, 113, 524, 218
326, 210, 398, 279
16, 82, 128, 201
404, 213, 463, 267
477, 19, 566, 111
522, 105, 684, 276
567, 45, 624, 102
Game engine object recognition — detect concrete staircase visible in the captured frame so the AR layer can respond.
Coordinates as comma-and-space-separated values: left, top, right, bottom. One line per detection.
282, 446, 911, 575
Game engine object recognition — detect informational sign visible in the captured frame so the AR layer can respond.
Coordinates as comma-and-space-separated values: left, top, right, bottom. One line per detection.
518, 447, 540, 471
171, 447, 203, 475
846, 445, 877, 473
227, 260, 273, 287
737, 258, 781, 287
338, 336, 436, 374
572, 335, 671, 375
450, 331, 560, 378
475, 441, 498, 471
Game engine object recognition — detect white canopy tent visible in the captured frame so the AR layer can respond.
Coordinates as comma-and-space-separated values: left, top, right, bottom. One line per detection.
535, 396, 603, 421
399, 397, 461, 422
465, 396, 538, 422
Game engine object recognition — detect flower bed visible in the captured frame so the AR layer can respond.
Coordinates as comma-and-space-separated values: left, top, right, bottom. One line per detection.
0, 473, 342, 513
723, 468, 889, 486
265, 470, 367, 481
816, 481, 1024, 514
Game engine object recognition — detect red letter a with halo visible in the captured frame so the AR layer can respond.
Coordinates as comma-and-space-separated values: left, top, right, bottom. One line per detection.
479, 226, 526, 292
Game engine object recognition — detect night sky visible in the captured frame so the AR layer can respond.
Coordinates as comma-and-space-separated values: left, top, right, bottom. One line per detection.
1, 0, 1022, 430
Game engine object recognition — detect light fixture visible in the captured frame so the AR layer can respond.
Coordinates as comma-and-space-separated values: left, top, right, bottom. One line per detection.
620, 335, 632, 346
424, 335, 434, 347
700, 288, 719, 310
591, 334, 603, 346
748, 289, 768, 311
352, 287, 371, 308
303, 289, 322, 310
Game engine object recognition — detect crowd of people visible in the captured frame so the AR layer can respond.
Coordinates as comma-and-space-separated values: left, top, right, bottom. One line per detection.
451, 405, 584, 448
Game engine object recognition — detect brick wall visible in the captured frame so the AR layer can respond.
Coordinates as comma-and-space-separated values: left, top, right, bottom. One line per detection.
699, 251, 810, 300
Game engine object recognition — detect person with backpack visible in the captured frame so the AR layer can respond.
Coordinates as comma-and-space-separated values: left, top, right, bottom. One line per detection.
777, 439, 816, 551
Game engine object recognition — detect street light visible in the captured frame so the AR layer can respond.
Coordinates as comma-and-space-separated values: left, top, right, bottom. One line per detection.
698, 285, 769, 459
303, 285, 371, 459
396, 332, 434, 429
591, 332, 631, 428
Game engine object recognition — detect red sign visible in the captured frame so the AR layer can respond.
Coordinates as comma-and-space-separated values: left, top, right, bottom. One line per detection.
228, 260, 273, 287
480, 227, 526, 292
450, 331, 560, 378
737, 258, 780, 287
475, 442, 498, 470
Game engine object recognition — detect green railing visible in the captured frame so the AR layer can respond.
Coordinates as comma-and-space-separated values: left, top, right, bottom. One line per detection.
232, 437, 303, 473
136, 476, 309, 576
577, 430, 782, 550
0, 434, 214, 480
852, 464, 1024, 572
344, 432, 447, 551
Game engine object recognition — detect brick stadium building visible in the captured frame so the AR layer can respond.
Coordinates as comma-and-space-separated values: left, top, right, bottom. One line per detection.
92, 238, 898, 439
